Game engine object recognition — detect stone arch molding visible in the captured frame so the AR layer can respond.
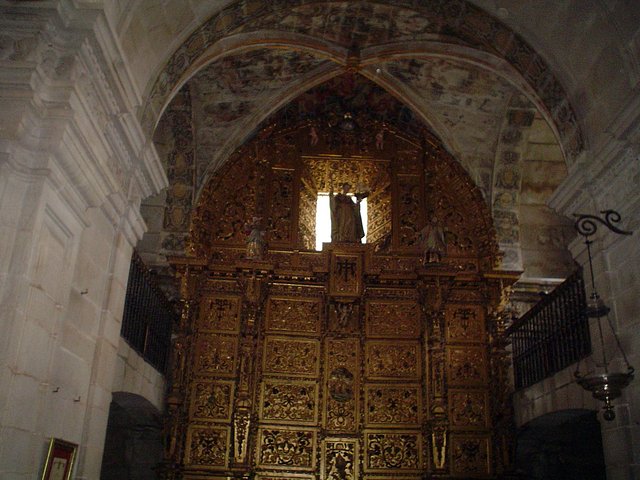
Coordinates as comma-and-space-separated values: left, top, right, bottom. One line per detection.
142, 0, 584, 165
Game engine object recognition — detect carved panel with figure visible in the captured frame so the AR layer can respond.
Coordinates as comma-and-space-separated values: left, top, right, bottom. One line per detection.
325, 338, 359, 433
322, 439, 357, 480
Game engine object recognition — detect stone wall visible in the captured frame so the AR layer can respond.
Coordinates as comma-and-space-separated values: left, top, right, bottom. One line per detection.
0, 3, 165, 479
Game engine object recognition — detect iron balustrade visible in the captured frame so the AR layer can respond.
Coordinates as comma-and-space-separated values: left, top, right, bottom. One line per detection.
507, 269, 592, 390
121, 252, 176, 374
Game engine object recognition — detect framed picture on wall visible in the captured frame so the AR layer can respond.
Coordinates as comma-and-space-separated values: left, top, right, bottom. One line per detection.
41, 438, 77, 480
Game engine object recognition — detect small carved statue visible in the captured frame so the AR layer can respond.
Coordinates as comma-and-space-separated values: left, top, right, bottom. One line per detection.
334, 301, 354, 329
419, 217, 447, 264
244, 216, 267, 260
309, 126, 319, 146
330, 178, 368, 243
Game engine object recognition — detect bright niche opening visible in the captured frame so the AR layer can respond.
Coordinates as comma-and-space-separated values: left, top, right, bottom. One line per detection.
315, 193, 367, 251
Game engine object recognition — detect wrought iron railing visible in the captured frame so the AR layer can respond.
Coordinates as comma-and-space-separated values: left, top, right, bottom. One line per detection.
507, 269, 592, 390
121, 252, 176, 374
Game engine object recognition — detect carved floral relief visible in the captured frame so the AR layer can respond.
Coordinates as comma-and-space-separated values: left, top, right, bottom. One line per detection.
449, 390, 488, 428
257, 428, 316, 470
366, 301, 421, 338
365, 341, 421, 380
263, 337, 320, 377
365, 385, 420, 425
195, 333, 237, 376
261, 380, 318, 424
185, 426, 229, 467
365, 432, 421, 472
266, 297, 321, 335
450, 435, 491, 476
191, 381, 234, 422
446, 346, 487, 385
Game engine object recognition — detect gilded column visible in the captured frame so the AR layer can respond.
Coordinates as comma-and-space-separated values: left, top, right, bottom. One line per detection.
160, 263, 202, 479
232, 271, 267, 472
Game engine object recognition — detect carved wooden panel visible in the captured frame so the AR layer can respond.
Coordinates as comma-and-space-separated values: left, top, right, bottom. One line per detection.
198, 295, 241, 333
190, 380, 234, 422
257, 428, 316, 470
322, 439, 357, 480
365, 341, 421, 380
184, 425, 230, 468
450, 434, 491, 477
260, 380, 318, 424
445, 305, 485, 343
364, 431, 422, 472
365, 385, 421, 426
194, 333, 238, 377
395, 173, 422, 249
263, 337, 320, 378
446, 346, 488, 386
266, 297, 321, 336
256, 476, 314, 480
330, 251, 362, 297
449, 389, 489, 429
325, 338, 359, 433
366, 301, 421, 338
268, 167, 297, 246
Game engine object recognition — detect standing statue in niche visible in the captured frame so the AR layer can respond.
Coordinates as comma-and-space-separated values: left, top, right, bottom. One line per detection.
244, 216, 267, 260
330, 179, 368, 243
419, 217, 447, 264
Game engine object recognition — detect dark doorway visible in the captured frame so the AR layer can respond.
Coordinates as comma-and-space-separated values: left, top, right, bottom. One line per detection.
100, 392, 163, 480
515, 409, 606, 479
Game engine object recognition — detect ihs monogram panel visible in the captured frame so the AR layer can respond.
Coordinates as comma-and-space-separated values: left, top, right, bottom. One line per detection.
445, 304, 485, 343
198, 295, 241, 333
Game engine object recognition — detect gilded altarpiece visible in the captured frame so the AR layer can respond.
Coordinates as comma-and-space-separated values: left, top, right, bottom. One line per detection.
166, 118, 518, 480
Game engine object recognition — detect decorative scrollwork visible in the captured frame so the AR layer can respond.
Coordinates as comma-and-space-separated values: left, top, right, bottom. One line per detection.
574, 210, 632, 237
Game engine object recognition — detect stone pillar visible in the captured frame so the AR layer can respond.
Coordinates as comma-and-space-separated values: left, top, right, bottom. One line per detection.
0, 3, 165, 478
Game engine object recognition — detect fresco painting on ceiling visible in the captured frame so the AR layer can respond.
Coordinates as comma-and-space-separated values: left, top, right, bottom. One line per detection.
145, 0, 582, 162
